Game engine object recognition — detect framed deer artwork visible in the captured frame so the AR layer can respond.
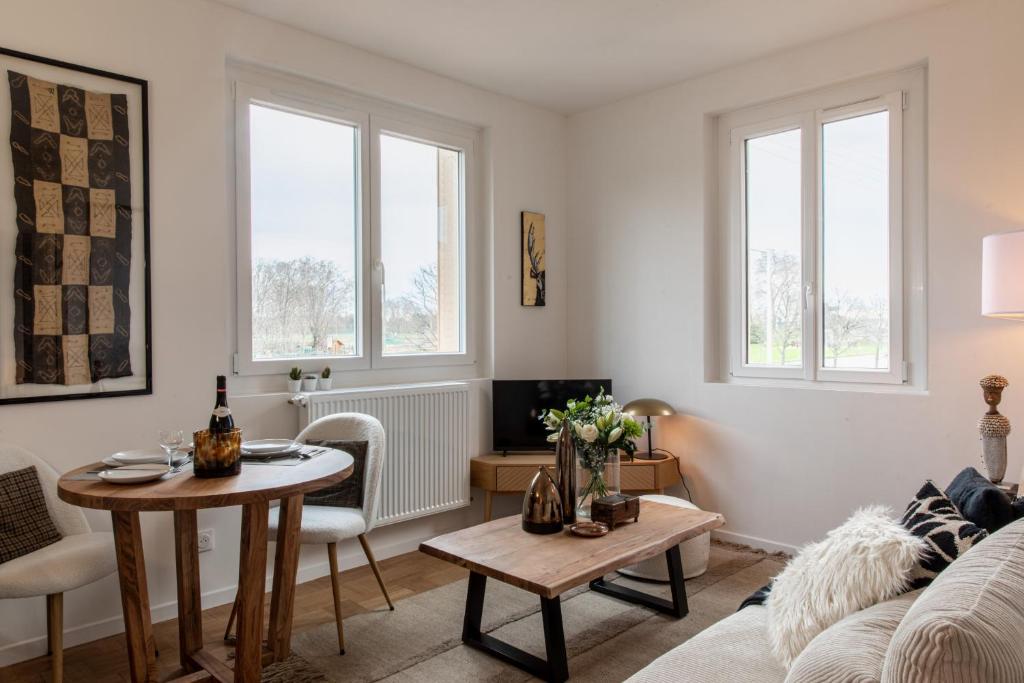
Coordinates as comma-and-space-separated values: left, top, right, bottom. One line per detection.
521, 211, 545, 307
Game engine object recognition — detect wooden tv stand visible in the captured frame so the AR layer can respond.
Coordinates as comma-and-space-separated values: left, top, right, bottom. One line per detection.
470, 452, 682, 521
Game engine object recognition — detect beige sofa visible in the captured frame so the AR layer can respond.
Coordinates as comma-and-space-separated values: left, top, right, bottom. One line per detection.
628, 515, 1024, 683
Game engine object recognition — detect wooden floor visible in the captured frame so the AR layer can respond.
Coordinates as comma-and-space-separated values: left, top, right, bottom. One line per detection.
0, 549, 468, 682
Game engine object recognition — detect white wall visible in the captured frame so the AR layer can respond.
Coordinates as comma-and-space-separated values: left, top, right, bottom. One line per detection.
0, 0, 567, 663
567, 0, 1024, 554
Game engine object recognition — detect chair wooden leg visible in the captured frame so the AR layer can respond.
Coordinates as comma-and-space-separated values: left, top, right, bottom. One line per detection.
327, 543, 346, 655
222, 592, 239, 643
46, 593, 63, 683
358, 534, 394, 610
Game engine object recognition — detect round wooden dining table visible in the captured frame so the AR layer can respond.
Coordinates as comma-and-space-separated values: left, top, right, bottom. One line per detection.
58, 450, 354, 683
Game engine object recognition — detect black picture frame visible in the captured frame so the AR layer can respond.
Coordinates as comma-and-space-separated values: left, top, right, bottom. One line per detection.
521, 210, 545, 307
0, 46, 151, 405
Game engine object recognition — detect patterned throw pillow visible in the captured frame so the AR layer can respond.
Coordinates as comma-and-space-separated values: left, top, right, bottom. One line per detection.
0, 466, 62, 564
303, 440, 368, 509
901, 481, 987, 589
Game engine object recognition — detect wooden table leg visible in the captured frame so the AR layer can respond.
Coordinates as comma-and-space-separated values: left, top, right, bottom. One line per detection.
111, 511, 157, 683
173, 510, 203, 672
235, 501, 269, 682
267, 496, 303, 661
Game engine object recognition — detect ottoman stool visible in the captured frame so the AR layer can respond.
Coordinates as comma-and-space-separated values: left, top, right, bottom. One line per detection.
619, 494, 712, 580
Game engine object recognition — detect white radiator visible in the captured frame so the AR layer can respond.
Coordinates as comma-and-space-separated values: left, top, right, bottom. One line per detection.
297, 382, 471, 525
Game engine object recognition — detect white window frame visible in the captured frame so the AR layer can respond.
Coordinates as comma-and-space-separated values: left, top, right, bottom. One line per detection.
233, 71, 479, 376
370, 116, 475, 370
731, 114, 809, 381
815, 93, 903, 385
720, 67, 926, 389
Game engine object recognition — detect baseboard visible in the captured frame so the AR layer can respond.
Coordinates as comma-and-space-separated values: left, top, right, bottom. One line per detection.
712, 528, 799, 556
0, 518, 466, 667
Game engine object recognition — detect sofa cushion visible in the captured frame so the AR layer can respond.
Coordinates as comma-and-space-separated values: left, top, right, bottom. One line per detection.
882, 517, 1024, 683
900, 481, 987, 589
946, 466, 1015, 533
785, 589, 921, 683
625, 606, 786, 683
767, 506, 923, 668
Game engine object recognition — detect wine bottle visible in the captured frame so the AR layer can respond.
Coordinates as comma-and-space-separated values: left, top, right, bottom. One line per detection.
209, 375, 235, 433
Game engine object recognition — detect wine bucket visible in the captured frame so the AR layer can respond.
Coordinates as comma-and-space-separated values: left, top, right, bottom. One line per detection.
193, 428, 242, 478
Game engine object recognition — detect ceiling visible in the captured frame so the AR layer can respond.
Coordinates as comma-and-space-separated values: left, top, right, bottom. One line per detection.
217, 0, 948, 114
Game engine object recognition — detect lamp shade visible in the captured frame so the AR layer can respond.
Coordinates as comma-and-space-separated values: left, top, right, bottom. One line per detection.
622, 398, 676, 417
982, 230, 1024, 318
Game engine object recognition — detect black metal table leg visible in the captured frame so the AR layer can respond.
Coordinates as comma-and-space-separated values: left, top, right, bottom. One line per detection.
541, 595, 569, 682
589, 544, 689, 618
461, 571, 569, 683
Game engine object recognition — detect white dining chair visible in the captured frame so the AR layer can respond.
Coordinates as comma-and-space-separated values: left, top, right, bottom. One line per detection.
224, 413, 392, 654
0, 444, 117, 683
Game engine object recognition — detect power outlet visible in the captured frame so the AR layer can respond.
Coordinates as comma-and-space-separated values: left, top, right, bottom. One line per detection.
197, 529, 214, 553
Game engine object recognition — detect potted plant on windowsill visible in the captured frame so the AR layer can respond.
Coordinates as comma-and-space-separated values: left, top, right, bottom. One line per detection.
302, 374, 318, 392
319, 366, 333, 391
287, 367, 302, 393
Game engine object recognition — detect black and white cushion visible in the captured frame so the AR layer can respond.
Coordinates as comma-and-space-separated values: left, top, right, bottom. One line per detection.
901, 481, 987, 589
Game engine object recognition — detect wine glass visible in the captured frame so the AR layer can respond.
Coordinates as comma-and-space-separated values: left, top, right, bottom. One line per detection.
158, 429, 185, 468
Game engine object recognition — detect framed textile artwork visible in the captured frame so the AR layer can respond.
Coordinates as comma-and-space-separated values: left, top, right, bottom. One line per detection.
0, 47, 151, 404
521, 211, 545, 307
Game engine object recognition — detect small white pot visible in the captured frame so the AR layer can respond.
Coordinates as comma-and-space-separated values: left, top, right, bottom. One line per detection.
287, 379, 302, 393
301, 377, 318, 392
319, 377, 333, 390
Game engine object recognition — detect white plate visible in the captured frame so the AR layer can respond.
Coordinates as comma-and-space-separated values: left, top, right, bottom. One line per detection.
98, 464, 170, 484
241, 439, 300, 455
111, 448, 169, 465
104, 453, 188, 468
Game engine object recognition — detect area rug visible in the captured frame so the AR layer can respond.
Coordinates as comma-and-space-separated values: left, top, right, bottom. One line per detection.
287, 542, 786, 682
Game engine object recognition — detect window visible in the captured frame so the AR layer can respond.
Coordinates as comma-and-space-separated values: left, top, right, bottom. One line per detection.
247, 104, 360, 361
378, 132, 463, 357
234, 77, 476, 375
721, 68, 925, 387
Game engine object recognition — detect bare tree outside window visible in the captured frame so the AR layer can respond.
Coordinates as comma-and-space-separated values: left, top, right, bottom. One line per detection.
748, 249, 802, 366
823, 290, 868, 368
384, 264, 440, 353
252, 257, 355, 359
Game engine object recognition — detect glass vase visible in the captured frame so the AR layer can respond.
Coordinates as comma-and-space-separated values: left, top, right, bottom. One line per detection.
576, 446, 620, 519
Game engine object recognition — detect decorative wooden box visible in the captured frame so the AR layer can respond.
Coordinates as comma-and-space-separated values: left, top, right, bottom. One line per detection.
591, 494, 640, 530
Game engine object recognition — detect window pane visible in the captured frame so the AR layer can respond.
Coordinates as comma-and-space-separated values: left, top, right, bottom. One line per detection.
745, 129, 802, 367
822, 111, 889, 370
249, 104, 359, 360
380, 134, 463, 355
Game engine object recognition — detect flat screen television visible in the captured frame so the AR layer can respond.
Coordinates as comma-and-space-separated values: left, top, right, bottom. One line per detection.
492, 379, 612, 453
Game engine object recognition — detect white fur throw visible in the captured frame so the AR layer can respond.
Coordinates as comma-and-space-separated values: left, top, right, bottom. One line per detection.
766, 505, 925, 668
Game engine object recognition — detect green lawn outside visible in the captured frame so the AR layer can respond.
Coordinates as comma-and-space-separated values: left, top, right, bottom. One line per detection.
747, 341, 885, 366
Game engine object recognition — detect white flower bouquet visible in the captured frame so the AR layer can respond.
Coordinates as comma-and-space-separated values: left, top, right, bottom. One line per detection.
541, 389, 645, 511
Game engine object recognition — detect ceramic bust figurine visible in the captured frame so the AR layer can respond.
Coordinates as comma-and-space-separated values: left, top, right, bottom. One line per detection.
978, 375, 1011, 483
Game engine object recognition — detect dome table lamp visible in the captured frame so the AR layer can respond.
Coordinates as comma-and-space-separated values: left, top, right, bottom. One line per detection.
981, 230, 1024, 489
622, 398, 676, 461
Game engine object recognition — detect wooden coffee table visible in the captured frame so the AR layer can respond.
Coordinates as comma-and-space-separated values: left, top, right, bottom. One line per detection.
420, 499, 724, 682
